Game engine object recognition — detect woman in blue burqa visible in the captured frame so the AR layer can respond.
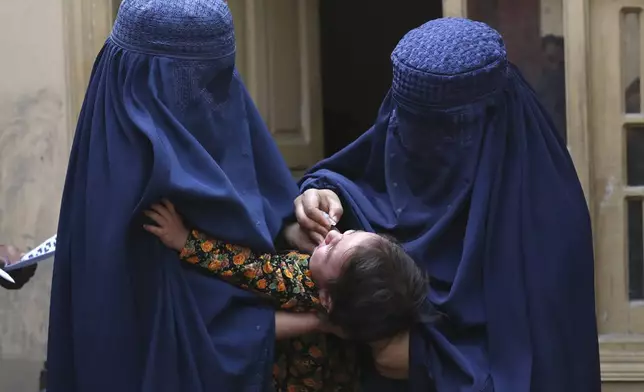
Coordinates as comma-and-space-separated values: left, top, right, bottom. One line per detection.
296, 18, 601, 392
47, 1, 311, 391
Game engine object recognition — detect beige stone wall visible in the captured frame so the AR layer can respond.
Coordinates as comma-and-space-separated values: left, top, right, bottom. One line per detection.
0, 0, 70, 390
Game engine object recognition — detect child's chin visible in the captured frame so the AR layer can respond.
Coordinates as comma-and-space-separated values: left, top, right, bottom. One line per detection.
308, 257, 320, 275
310, 247, 320, 261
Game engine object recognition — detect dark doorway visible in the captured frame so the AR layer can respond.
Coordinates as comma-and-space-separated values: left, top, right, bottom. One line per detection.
319, 1, 443, 156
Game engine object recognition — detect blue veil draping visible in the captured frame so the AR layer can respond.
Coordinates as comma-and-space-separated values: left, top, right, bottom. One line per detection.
300, 18, 600, 392
47, 1, 298, 391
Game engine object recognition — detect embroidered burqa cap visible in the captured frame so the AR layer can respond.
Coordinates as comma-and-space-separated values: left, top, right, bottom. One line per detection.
47, 1, 298, 391
391, 18, 507, 110
301, 18, 600, 392
111, 0, 235, 58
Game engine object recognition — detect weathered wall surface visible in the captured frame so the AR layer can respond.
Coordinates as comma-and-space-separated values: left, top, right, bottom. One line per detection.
0, 0, 70, 390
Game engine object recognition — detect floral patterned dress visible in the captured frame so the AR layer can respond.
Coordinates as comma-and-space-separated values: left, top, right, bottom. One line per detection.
180, 230, 360, 391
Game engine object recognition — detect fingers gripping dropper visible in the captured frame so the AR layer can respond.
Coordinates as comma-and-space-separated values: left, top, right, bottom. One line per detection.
322, 212, 339, 232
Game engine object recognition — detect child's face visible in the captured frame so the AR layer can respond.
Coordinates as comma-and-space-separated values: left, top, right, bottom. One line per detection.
309, 230, 380, 287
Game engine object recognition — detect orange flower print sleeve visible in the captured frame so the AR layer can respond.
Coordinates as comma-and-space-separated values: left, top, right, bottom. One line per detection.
180, 230, 322, 312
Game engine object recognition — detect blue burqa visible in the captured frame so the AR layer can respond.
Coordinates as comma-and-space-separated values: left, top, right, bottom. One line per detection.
47, 1, 298, 391
300, 19, 600, 392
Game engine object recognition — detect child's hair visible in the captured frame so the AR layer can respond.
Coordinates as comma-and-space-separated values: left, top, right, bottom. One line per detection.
326, 234, 432, 342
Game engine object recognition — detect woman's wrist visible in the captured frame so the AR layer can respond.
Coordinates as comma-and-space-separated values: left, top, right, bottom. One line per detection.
283, 223, 298, 248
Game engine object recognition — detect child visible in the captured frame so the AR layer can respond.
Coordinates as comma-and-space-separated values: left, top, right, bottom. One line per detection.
144, 200, 429, 390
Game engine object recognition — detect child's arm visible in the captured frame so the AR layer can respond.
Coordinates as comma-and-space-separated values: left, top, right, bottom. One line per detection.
181, 229, 320, 311
275, 311, 321, 339
143, 200, 321, 312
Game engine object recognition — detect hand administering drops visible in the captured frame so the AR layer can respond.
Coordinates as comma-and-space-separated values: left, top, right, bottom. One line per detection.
293, 189, 344, 241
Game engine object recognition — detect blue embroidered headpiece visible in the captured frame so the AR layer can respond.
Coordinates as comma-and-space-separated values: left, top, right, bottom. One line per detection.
111, 0, 235, 59
391, 18, 508, 112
